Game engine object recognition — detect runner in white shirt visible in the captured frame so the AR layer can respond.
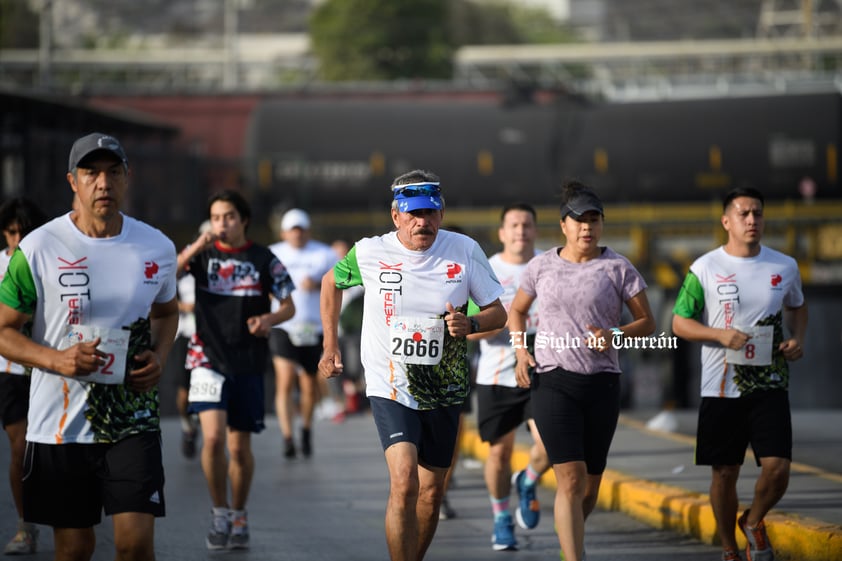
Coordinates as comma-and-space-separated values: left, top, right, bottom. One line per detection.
268, 209, 338, 458
673, 187, 807, 561
319, 169, 507, 561
0, 133, 179, 561
469, 203, 550, 551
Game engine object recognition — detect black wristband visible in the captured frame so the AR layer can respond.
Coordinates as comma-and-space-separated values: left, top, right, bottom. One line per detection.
469, 316, 480, 334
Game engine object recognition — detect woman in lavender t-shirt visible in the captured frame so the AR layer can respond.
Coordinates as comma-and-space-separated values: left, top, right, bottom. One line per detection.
509, 181, 655, 561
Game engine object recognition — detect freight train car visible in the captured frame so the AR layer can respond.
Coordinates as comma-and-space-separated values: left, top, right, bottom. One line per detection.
243, 90, 841, 211
244, 94, 566, 211
567, 91, 840, 204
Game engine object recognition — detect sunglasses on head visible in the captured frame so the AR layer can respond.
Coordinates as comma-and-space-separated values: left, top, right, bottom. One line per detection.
392, 182, 440, 198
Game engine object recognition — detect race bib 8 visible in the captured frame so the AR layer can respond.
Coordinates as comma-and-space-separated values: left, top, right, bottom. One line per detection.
726, 325, 774, 366
58, 325, 129, 385
390, 316, 445, 366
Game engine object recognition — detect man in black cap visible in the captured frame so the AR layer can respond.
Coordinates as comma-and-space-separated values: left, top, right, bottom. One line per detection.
68, 133, 129, 171
0, 132, 179, 561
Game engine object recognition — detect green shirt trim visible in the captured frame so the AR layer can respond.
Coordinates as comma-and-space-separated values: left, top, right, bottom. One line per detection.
673, 271, 704, 320
334, 245, 362, 289
0, 249, 37, 315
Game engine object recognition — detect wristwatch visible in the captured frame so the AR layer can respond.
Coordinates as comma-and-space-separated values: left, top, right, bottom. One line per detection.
469, 316, 480, 334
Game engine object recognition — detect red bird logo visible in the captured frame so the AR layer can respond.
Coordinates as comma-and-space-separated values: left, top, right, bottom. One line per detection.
771, 274, 782, 287
144, 261, 159, 279
446, 263, 462, 279
218, 263, 235, 279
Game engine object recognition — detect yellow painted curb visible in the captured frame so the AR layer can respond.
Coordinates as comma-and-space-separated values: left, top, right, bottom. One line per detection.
597, 469, 719, 541
460, 426, 842, 561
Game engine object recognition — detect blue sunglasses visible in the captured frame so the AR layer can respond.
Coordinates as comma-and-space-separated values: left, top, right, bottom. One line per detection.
392, 182, 441, 198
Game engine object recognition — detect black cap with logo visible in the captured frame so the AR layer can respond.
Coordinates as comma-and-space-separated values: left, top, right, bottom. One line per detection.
68, 133, 128, 172
561, 187, 604, 219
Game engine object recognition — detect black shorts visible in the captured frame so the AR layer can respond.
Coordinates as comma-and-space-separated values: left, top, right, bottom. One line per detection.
23, 431, 166, 528
268, 329, 322, 374
476, 384, 532, 443
168, 335, 191, 390
696, 389, 792, 467
0, 373, 30, 427
460, 386, 474, 414
530, 368, 621, 474
369, 397, 461, 469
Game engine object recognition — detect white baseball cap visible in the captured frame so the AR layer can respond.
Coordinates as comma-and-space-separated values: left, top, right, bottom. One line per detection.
281, 208, 311, 231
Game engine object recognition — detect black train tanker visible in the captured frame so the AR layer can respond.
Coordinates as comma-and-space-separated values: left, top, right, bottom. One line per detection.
243, 90, 841, 211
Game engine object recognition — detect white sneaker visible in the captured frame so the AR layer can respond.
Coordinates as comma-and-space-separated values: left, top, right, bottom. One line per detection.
205, 510, 230, 550
4, 521, 38, 555
228, 510, 249, 550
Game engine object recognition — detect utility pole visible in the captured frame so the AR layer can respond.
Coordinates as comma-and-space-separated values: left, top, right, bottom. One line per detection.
223, 0, 240, 89
38, 0, 53, 90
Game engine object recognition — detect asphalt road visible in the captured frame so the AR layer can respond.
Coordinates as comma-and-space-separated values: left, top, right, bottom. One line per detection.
0, 413, 732, 561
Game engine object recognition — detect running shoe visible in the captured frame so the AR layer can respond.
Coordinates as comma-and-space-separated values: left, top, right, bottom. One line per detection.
558, 548, 587, 561
301, 427, 312, 457
512, 469, 540, 529
491, 514, 517, 551
205, 510, 231, 550
723, 549, 743, 561
283, 437, 296, 459
228, 510, 249, 550
439, 495, 456, 520
3, 521, 38, 555
738, 509, 774, 561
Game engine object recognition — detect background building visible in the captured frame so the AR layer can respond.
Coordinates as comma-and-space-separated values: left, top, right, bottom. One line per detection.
2, 0, 841, 408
